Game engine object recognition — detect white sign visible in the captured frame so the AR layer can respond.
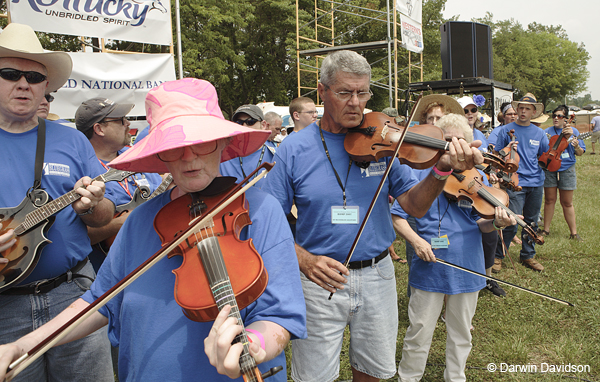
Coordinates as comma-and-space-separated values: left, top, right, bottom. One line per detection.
8, 0, 172, 45
396, 0, 422, 21
51, 52, 176, 119
493, 87, 514, 127
399, 14, 423, 53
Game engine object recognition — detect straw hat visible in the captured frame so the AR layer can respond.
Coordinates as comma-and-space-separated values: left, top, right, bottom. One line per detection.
511, 93, 544, 119
108, 78, 269, 173
0, 23, 72, 93
412, 94, 464, 123
530, 113, 549, 124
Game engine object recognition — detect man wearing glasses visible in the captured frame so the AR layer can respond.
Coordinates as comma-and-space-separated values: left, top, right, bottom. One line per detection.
0, 23, 116, 381
219, 104, 275, 189
263, 50, 483, 382
289, 96, 318, 134
75, 98, 164, 271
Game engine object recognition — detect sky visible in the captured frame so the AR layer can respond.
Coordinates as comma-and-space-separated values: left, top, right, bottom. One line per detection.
442, 0, 598, 101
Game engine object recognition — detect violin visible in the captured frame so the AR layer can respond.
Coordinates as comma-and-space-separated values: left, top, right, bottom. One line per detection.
443, 168, 544, 244
538, 115, 575, 172
478, 131, 522, 192
344, 112, 449, 169
154, 177, 268, 322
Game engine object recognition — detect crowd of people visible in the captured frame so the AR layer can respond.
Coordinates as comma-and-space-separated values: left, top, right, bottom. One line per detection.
0, 21, 590, 382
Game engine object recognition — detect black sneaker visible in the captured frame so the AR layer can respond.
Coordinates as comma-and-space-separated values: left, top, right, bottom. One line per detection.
485, 280, 506, 297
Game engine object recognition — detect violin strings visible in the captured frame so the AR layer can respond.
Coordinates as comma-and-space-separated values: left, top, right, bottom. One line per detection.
477, 187, 527, 227
404, 131, 448, 150
192, 203, 256, 379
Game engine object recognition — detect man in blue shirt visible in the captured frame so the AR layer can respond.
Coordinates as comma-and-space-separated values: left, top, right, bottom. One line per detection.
0, 23, 116, 381
491, 93, 550, 272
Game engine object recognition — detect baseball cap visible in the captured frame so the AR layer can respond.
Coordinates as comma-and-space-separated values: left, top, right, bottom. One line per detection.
75, 97, 134, 132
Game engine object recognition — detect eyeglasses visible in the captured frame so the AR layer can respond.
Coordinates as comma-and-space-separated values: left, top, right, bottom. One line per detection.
325, 85, 372, 102
464, 107, 478, 114
45, 94, 54, 103
0, 68, 47, 84
300, 110, 318, 115
102, 117, 128, 125
552, 114, 566, 119
157, 141, 219, 162
235, 118, 260, 126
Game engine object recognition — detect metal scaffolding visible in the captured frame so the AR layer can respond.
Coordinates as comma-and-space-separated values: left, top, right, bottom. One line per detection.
295, 0, 423, 109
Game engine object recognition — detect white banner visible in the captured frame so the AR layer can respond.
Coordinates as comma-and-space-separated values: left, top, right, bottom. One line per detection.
8, 0, 172, 45
399, 14, 423, 53
493, 87, 514, 127
396, 0, 421, 21
51, 52, 176, 119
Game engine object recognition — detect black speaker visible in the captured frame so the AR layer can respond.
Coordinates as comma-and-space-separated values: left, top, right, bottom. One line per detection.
440, 21, 493, 80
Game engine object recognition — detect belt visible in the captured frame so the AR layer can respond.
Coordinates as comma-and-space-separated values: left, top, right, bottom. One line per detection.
347, 249, 389, 270
1, 258, 90, 295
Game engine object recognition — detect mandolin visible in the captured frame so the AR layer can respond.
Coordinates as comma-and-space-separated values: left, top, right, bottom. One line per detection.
0, 168, 136, 292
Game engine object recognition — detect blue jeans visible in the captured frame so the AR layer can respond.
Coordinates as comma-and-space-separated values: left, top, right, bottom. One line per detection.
495, 186, 543, 260
0, 262, 114, 382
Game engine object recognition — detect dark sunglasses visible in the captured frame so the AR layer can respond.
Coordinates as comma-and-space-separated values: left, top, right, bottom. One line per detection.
235, 118, 259, 126
464, 107, 478, 114
45, 94, 54, 103
102, 117, 128, 125
552, 114, 565, 119
0, 68, 47, 84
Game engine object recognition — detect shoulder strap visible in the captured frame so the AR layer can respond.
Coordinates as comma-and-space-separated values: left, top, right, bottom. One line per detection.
33, 117, 47, 190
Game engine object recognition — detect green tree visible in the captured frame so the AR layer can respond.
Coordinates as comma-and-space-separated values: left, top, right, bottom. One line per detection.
473, 14, 589, 107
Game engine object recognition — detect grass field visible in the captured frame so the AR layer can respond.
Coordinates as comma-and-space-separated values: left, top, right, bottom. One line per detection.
285, 148, 600, 381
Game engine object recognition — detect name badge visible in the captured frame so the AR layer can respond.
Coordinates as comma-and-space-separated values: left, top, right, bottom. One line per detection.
331, 206, 359, 224
136, 178, 151, 188
561, 151, 570, 159
431, 235, 449, 249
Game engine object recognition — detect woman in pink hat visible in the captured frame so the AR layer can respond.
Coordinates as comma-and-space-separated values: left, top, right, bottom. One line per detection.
0, 78, 306, 382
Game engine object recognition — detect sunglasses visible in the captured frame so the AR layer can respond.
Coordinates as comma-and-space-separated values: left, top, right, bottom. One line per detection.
464, 107, 478, 114
0, 68, 47, 84
552, 114, 566, 119
45, 94, 54, 103
235, 118, 260, 126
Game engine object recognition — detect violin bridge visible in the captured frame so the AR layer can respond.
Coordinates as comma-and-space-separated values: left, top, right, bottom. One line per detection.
188, 216, 214, 230
381, 125, 388, 141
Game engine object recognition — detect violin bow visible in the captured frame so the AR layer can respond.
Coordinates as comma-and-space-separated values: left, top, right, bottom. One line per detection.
435, 258, 574, 307
328, 95, 423, 300
6, 163, 274, 381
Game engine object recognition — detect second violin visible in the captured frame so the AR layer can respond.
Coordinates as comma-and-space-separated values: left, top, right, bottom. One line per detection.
444, 168, 544, 245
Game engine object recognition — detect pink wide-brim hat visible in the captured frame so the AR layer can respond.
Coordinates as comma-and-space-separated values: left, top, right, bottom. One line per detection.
109, 78, 269, 173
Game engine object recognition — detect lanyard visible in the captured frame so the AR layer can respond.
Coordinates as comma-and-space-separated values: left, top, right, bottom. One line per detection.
319, 126, 353, 207
239, 144, 267, 180
437, 197, 451, 238
99, 160, 132, 198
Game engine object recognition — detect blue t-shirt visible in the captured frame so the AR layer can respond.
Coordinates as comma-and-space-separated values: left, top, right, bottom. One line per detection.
262, 122, 419, 262
486, 126, 501, 149
0, 121, 118, 283
133, 125, 149, 145
390, 169, 486, 295
492, 122, 550, 187
543, 126, 586, 172
473, 128, 487, 151
82, 187, 306, 382
220, 141, 277, 190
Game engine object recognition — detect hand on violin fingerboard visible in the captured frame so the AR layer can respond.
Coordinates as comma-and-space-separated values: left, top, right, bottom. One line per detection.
437, 137, 485, 172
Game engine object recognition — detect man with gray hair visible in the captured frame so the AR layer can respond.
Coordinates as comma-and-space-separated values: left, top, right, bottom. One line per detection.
264, 50, 484, 382
0, 23, 116, 381
264, 111, 284, 146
